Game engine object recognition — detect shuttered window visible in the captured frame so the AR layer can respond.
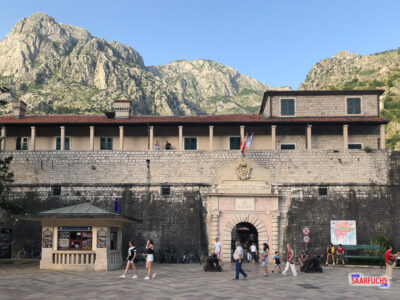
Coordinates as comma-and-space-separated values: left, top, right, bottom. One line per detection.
56, 137, 71, 150
100, 137, 113, 150
184, 137, 197, 150
347, 98, 361, 115
280, 99, 295, 116
16, 137, 28, 150
230, 137, 241, 150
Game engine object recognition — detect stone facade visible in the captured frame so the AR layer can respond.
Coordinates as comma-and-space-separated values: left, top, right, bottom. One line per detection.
1, 149, 398, 260
265, 94, 379, 117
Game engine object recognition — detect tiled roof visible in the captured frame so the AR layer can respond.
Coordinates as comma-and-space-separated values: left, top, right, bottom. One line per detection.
259, 89, 385, 114
0, 114, 388, 125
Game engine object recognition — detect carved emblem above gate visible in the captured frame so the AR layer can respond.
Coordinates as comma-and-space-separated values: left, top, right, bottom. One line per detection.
236, 162, 252, 180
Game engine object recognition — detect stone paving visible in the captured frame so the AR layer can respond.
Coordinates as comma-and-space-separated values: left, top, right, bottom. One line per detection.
0, 262, 399, 299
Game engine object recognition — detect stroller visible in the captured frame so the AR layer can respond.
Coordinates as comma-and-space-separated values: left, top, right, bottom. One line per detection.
300, 255, 323, 273
203, 254, 222, 272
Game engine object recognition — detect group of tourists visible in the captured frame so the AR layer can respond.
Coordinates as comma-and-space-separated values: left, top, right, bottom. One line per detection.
231, 241, 291, 280
120, 240, 157, 280
119, 238, 399, 282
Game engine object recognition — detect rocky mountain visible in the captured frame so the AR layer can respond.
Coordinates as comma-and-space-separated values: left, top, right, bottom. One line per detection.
300, 49, 400, 148
0, 13, 285, 116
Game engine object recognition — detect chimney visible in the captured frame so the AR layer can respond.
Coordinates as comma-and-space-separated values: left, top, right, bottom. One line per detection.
13, 99, 27, 118
112, 100, 131, 119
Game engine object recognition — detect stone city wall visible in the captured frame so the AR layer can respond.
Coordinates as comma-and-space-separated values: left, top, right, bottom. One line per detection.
1, 150, 397, 258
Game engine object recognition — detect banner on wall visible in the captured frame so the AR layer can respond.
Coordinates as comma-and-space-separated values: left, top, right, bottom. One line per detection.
330, 220, 357, 245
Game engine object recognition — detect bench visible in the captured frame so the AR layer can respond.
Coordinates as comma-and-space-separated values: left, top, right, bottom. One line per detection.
334, 245, 383, 268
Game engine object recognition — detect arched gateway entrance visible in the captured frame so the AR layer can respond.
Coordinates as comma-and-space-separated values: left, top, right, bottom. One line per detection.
207, 157, 282, 263
231, 222, 258, 261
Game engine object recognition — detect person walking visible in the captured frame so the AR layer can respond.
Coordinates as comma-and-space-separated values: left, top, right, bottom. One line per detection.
214, 237, 224, 265
325, 243, 335, 266
144, 240, 157, 280
250, 242, 258, 264
120, 241, 137, 279
384, 245, 399, 281
233, 241, 248, 280
282, 243, 297, 277
261, 243, 270, 277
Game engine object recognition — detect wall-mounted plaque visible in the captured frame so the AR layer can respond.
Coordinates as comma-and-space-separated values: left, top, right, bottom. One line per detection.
235, 197, 255, 211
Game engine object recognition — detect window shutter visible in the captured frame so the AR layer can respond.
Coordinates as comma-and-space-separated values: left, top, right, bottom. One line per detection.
16, 137, 21, 150
288, 100, 294, 115
230, 137, 241, 150
65, 137, 70, 150
107, 138, 113, 150
100, 137, 106, 150
22, 138, 28, 150
184, 138, 191, 150
56, 137, 61, 150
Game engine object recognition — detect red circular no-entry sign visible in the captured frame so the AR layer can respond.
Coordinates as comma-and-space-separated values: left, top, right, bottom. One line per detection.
302, 226, 310, 236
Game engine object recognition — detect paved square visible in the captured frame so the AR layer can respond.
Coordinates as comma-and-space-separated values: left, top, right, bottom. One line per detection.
0, 262, 399, 299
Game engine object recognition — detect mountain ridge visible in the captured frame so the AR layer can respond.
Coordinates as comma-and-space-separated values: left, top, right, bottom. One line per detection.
0, 13, 287, 116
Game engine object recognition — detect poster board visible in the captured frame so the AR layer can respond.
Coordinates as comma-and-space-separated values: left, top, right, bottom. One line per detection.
330, 220, 357, 245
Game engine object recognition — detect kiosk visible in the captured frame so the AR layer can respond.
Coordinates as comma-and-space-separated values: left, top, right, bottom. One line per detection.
20, 203, 141, 271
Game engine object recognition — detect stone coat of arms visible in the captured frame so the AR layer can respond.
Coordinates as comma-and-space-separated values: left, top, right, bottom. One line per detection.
236, 162, 252, 180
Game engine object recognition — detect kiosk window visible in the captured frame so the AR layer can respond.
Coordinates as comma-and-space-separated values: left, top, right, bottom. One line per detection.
58, 228, 92, 250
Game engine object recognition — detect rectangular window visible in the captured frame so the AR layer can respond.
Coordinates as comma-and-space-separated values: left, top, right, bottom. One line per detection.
57, 228, 92, 250
56, 137, 71, 150
161, 186, 171, 196
100, 137, 113, 150
280, 99, 295, 116
348, 144, 362, 149
347, 97, 361, 115
184, 137, 197, 150
318, 187, 328, 196
51, 185, 61, 196
280, 144, 296, 150
230, 137, 241, 150
16, 137, 28, 150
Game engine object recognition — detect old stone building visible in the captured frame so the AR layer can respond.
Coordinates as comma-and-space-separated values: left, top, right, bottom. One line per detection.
1, 89, 399, 263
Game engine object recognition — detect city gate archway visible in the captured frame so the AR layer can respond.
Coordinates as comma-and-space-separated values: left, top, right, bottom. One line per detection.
207, 157, 282, 263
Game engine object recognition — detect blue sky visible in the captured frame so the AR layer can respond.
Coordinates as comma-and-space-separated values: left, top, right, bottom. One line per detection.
1, 0, 400, 88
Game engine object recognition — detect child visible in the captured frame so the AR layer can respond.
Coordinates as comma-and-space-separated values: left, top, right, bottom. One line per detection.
272, 251, 281, 273
120, 241, 137, 279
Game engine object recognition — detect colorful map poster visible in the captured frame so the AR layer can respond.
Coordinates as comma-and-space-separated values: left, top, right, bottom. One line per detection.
330, 220, 357, 245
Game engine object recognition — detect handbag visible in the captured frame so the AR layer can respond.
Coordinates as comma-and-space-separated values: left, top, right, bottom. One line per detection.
261, 255, 266, 262
387, 259, 394, 265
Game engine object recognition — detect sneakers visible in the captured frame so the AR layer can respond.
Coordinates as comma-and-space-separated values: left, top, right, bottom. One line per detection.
120, 275, 126, 279
144, 276, 150, 280
132, 275, 138, 279
152, 273, 157, 279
